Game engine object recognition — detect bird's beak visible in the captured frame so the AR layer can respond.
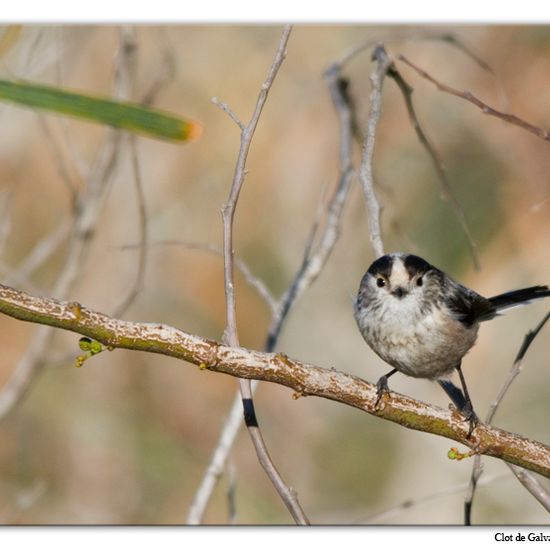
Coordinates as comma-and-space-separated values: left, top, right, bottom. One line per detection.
391, 287, 408, 299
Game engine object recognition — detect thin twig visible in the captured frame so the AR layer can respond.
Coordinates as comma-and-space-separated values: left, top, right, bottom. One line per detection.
385, 58, 480, 270
187, 58, 356, 524
399, 55, 550, 142
211, 97, 245, 131
465, 311, 550, 525
357, 44, 390, 258
216, 25, 309, 525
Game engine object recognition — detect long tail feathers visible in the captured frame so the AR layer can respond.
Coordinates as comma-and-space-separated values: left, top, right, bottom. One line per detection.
489, 285, 550, 313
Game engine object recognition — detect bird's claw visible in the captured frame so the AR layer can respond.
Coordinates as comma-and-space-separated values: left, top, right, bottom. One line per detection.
375, 376, 390, 410
462, 405, 479, 438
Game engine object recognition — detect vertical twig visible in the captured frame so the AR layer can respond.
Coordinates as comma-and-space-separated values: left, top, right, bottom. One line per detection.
358, 44, 390, 259
187, 33, 358, 526
465, 311, 550, 524
216, 25, 310, 525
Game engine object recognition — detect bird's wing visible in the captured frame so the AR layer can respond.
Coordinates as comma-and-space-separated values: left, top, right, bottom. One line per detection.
444, 283, 496, 326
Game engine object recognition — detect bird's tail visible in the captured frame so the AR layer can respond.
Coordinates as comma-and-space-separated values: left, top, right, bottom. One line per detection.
488, 285, 550, 315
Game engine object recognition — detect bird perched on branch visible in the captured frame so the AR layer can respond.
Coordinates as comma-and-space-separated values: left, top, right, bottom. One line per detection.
354, 253, 550, 435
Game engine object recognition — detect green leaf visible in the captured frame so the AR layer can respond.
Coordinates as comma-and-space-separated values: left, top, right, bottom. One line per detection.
0, 79, 202, 142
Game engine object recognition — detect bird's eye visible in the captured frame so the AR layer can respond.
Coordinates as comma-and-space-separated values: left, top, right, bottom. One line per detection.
416, 276, 423, 287
376, 277, 385, 288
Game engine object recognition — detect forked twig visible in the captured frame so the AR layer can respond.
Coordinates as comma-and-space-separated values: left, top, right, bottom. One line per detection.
187, 49, 357, 526
216, 25, 309, 525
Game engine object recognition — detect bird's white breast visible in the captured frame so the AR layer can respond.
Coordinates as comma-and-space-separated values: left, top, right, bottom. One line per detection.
355, 294, 478, 379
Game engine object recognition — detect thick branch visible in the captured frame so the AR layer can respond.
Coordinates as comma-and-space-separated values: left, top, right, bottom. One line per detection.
1, 283, 549, 479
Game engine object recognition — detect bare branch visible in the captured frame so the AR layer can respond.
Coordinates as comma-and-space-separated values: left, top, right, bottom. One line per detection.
221, 24, 291, 345
358, 44, 390, 258
216, 25, 309, 525
399, 55, 550, 142
211, 97, 244, 131
188, 57, 357, 524
1, 283, 550, 479
465, 311, 550, 524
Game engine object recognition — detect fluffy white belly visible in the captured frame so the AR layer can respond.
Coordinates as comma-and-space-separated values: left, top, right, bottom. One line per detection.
356, 298, 478, 379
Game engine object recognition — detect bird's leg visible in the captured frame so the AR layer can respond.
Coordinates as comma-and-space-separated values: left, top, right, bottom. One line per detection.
375, 368, 398, 409
456, 364, 479, 437
438, 366, 479, 437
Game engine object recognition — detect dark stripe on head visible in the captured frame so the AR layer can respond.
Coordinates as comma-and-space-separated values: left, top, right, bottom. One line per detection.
404, 254, 433, 278
367, 255, 394, 279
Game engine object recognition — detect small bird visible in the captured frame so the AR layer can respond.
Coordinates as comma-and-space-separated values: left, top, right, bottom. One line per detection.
354, 253, 550, 435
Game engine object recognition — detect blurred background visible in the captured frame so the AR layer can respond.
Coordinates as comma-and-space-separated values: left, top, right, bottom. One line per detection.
0, 25, 549, 525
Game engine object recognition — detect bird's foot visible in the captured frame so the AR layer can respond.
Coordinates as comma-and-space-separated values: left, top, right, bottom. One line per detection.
462, 403, 479, 438
375, 375, 390, 410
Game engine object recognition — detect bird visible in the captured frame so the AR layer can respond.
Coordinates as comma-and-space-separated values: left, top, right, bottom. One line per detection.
354, 253, 550, 435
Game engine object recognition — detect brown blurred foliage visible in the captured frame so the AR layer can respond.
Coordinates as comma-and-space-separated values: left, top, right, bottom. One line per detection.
0, 25, 549, 525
